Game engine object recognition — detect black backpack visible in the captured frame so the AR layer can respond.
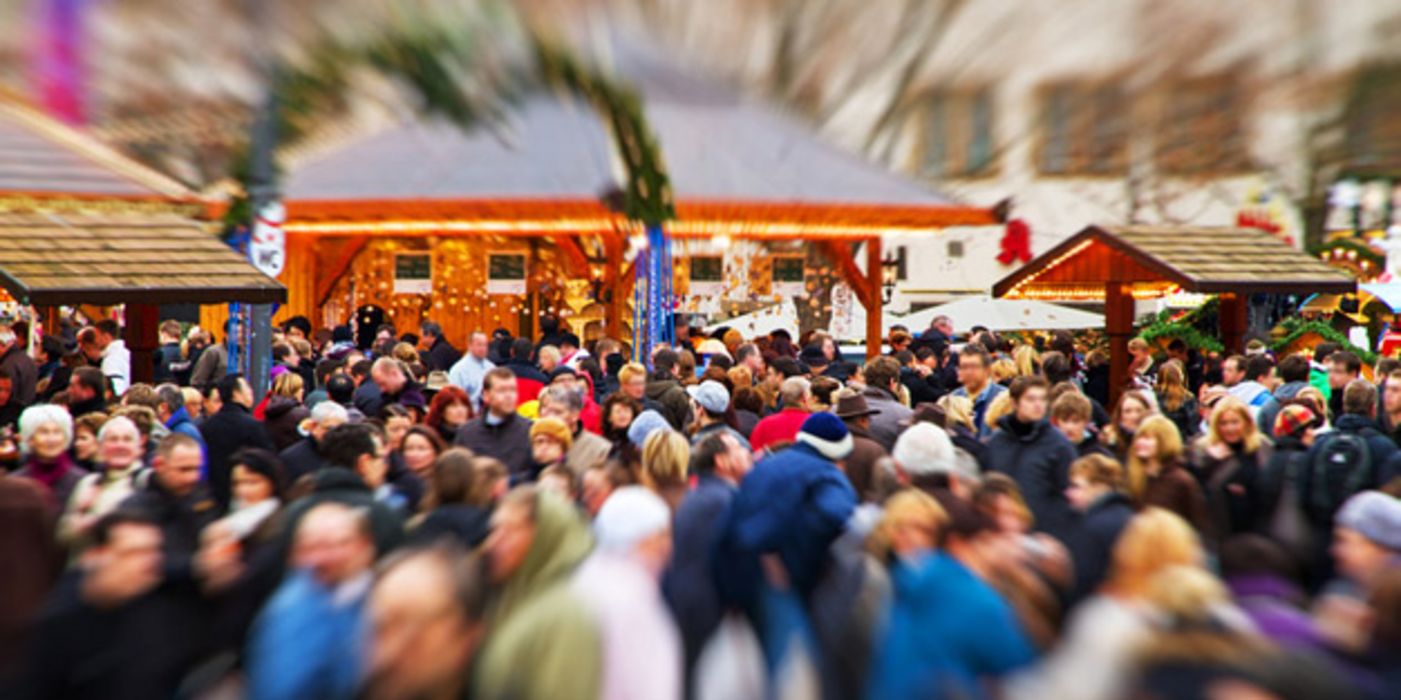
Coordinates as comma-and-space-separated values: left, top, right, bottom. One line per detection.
1303, 432, 1374, 527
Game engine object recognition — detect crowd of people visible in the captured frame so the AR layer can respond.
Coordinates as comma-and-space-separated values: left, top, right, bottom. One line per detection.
0, 309, 1399, 699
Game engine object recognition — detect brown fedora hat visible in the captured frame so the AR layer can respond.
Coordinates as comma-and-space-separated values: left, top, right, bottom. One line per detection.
834, 392, 881, 419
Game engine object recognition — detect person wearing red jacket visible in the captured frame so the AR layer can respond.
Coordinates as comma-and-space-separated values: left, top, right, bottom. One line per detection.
502, 338, 548, 407
749, 376, 813, 454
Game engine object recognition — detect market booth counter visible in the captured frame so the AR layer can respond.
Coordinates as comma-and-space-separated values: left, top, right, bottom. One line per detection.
993, 225, 1356, 403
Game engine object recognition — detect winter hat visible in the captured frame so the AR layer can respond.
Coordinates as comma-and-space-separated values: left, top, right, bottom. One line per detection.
1335, 491, 1401, 551
549, 366, 578, 382
593, 486, 672, 553
529, 417, 573, 450
686, 380, 730, 415
799, 343, 828, 366
796, 412, 853, 460
892, 422, 971, 482
628, 409, 672, 447
1273, 404, 1317, 439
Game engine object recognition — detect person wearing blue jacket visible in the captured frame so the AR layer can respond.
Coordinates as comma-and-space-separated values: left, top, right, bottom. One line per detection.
246, 502, 376, 700
867, 499, 1037, 700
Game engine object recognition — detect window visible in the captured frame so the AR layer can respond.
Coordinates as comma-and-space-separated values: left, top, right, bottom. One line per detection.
690, 256, 723, 295
920, 88, 997, 177
486, 252, 526, 295
1037, 82, 1127, 175
947, 240, 964, 258
771, 255, 806, 296
393, 253, 432, 294
1156, 74, 1249, 174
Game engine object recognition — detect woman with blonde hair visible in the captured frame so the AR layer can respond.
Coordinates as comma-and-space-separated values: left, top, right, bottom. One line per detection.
1190, 396, 1273, 544
1154, 360, 1198, 438
1008, 508, 1204, 700
990, 358, 1018, 387
1125, 415, 1207, 533
982, 391, 1014, 434
866, 488, 946, 565
261, 371, 310, 451
1012, 344, 1041, 378
640, 429, 689, 511
936, 393, 987, 473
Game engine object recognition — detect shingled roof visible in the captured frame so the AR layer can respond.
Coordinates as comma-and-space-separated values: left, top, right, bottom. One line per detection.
994, 224, 1356, 298
0, 211, 285, 306
0, 97, 194, 200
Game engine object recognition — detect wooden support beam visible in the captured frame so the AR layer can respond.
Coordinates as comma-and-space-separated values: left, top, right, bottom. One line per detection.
864, 238, 883, 359
1219, 293, 1248, 355
314, 235, 371, 307
603, 235, 625, 339
125, 303, 160, 388
1105, 282, 1134, 407
553, 234, 592, 278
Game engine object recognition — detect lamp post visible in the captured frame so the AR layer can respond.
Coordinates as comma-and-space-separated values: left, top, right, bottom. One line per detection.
881, 251, 901, 305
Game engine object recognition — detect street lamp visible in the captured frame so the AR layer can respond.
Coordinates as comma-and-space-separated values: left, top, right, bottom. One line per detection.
881, 252, 901, 305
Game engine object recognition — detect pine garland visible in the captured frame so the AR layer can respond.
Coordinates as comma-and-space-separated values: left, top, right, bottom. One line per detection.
1138, 321, 1225, 353
1272, 317, 1376, 364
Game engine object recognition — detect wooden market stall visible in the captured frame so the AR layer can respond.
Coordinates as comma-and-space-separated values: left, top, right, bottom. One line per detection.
992, 224, 1355, 402
0, 93, 284, 384
277, 40, 994, 354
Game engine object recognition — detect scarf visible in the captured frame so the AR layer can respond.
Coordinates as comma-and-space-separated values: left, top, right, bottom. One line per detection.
22, 452, 75, 489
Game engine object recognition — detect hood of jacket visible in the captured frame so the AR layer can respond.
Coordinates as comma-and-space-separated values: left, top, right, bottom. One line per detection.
490, 490, 593, 625
644, 376, 681, 400
264, 395, 302, 421
310, 466, 371, 495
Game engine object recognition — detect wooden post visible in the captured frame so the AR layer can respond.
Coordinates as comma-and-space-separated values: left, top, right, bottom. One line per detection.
125, 303, 160, 387
865, 237, 883, 360
41, 307, 61, 337
1219, 293, 1248, 354
1105, 282, 1134, 407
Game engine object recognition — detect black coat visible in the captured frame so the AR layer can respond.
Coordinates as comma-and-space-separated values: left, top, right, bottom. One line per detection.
454, 412, 533, 482
119, 473, 219, 581
199, 403, 275, 511
984, 415, 1079, 543
410, 504, 492, 548
16, 575, 204, 700
277, 468, 405, 555
1067, 491, 1135, 603
423, 337, 462, 373
278, 436, 329, 485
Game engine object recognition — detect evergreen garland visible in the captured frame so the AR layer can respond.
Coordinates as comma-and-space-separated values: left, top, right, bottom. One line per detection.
1272, 317, 1376, 364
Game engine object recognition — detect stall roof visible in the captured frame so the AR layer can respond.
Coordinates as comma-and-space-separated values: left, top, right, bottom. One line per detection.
0, 96, 194, 201
0, 211, 285, 306
994, 224, 1356, 299
284, 96, 615, 202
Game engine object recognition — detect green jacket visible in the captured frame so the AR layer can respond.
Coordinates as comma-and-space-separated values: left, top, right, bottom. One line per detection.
476, 491, 598, 699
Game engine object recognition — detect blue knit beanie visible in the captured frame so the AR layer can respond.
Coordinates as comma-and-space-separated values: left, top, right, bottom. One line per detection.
628, 409, 672, 447
797, 412, 854, 460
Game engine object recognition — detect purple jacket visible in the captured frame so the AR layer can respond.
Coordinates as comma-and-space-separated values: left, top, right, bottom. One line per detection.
1227, 574, 1321, 649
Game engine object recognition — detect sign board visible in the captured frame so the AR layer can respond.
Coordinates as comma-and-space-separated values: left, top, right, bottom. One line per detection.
394, 252, 433, 294
690, 256, 724, 296
772, 255, 806, 297
487, 253, 527, 295
249, 201, 285, 277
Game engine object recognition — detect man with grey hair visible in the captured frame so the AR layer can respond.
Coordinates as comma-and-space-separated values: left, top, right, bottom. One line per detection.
0, 318, 36, 407
279, 400, 350, 482
154, 383, 204, 447
419, 320, 462, 373
749, 376, 812, 453
448, 331, 495, 412
538, 385, 610, 474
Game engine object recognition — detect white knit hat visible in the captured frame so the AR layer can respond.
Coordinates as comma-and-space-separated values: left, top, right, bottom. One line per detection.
594, 486, 672, 553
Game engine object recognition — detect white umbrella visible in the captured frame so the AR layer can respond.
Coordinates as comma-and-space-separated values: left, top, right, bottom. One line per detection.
897, 295, 1103, 333
704, 299, 801, 338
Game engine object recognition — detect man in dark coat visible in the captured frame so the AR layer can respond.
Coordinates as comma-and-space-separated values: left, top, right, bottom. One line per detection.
645, 348, 693, 432
985, 376, 1078, 544
65, 367, 107, 418
665, 432, 752, 686
119, 434, 219, 580
859, 356, 913, 451
353, 357, 425, 418
0, 320, 38, 407
419, 321, 462, 373
17, 510, 202, 700
278, 401, 349, 483
199, 374, 275, 512
455, 367, 533, 481
834, 390, 889, 501
278, 423, 405, 554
